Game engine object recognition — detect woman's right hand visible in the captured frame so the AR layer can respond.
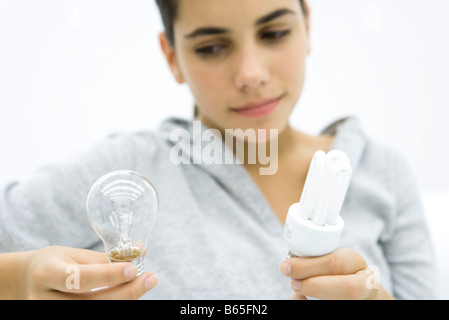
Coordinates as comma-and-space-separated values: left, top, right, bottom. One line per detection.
10, 246, 158, 299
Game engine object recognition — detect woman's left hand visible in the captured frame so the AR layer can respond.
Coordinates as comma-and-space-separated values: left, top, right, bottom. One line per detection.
279, 248, 395, 300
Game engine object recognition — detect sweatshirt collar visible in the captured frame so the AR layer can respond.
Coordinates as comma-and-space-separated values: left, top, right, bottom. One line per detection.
158, 116, 366, 178
157, 116, 367, 233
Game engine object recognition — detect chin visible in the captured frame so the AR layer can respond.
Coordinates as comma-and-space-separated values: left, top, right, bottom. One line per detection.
228, 116, 288, 145
199, 109, 290, 144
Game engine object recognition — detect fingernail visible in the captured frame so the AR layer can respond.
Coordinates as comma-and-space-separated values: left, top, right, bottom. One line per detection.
124, 264, 138, 279
145, 275, 158, 290
280, 261, 291, 276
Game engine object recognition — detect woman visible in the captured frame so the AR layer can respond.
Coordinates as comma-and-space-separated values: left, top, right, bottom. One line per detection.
0, 0, 435, 299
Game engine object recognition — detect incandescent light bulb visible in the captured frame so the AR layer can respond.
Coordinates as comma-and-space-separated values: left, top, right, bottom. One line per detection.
86, 170, 159, 276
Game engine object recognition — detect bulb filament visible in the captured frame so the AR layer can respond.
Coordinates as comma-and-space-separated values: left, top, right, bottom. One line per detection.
111, 198, 140, 260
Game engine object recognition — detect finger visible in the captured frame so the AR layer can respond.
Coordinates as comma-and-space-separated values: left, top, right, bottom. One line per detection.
44, 246, 110, 265
290, 291, 308, 300
83, 272, 158, 300
297, 273, 370, 300
280, 248, 367, 280
77, 262, 142, 293
71, 249, 109, 264
40, 259, 141, 293
36, 273, 158, 300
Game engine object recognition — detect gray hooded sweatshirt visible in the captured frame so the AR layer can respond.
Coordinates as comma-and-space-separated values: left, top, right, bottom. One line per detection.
0, 117, 436, 299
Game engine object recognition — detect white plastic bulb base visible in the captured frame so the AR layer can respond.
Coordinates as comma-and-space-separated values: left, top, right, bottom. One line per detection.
284, 202, 344, 258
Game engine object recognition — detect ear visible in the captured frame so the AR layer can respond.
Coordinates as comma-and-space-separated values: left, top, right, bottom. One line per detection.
302, 0, 312, 55
159, 32, 185, 84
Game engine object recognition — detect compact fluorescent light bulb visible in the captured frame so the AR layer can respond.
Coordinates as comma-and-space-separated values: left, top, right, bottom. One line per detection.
284, 150, 352, 258
86, 170, 159, 276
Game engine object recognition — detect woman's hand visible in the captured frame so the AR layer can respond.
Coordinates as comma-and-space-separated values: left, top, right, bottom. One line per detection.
4, 246, 158, 300
279, 248, 394, 300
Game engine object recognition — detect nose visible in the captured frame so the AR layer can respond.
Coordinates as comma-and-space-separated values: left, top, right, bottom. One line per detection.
233, 45, 270, 91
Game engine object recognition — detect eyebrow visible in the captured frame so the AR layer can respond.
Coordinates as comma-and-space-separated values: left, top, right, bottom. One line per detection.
184, 8, 297, 39
255, 8, 296, 26
184, 27, 229, 39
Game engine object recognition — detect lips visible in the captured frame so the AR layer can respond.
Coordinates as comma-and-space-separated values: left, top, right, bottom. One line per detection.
230, 94, 284, 118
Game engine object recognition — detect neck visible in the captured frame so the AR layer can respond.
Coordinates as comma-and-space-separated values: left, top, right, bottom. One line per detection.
197, 115, 302, 174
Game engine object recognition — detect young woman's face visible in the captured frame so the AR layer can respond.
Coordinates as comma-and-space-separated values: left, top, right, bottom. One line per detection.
162, 0, 310, 135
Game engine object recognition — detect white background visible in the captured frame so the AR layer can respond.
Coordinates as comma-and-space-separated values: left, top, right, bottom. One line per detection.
0, 0, 448, 298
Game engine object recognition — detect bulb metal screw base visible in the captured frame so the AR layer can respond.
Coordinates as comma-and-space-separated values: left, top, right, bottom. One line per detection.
128, 255, 144, 277
108, 247, 145, 276
109, 254, 144, 277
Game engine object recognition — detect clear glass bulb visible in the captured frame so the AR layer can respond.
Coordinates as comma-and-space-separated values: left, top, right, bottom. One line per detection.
86, 170, 159, 276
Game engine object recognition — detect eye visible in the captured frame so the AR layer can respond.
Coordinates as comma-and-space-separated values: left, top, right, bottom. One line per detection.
195, 43, 229, 57
261, 29, 291, 42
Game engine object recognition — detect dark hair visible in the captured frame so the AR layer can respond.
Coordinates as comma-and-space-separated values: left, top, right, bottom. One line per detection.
156, 0, 306, 47
155, 0, 306, 118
